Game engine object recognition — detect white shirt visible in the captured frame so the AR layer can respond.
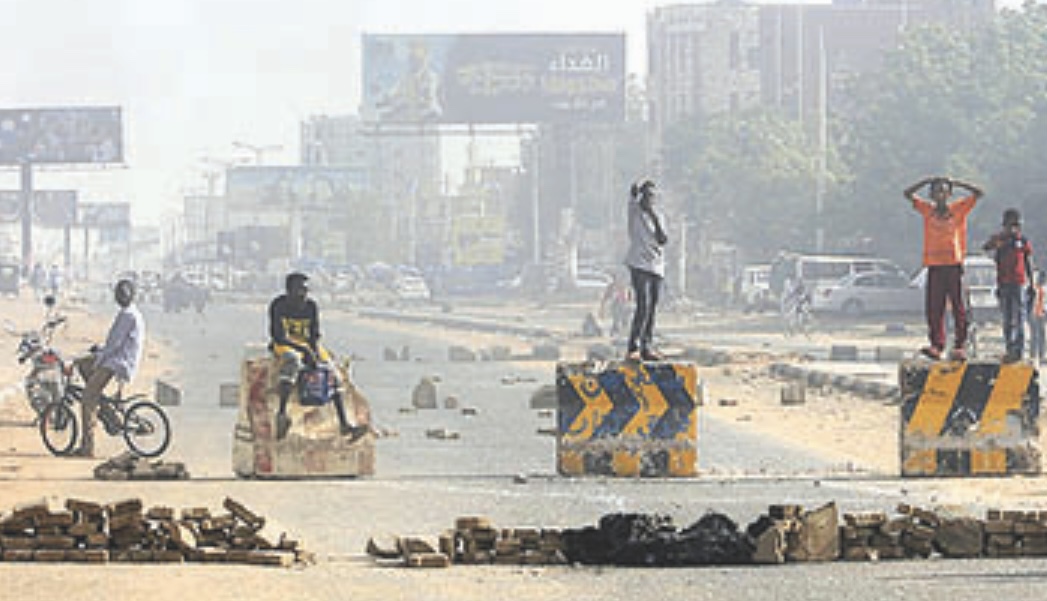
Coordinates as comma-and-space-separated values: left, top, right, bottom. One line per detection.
624, 193, 667, 277
96, 303, 145, 382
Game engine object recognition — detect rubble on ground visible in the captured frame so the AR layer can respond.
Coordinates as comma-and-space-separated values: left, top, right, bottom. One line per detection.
367, 501, 1047, 568
93, 452, 190, 481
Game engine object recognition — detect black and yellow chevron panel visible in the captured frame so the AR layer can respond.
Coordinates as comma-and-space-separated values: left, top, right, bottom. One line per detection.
899, 360, 1041, 477
556, 361, 700, 477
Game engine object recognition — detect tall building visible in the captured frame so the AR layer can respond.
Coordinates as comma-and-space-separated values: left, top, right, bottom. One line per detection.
647, 3, 763, 143
647, 0, 997, 131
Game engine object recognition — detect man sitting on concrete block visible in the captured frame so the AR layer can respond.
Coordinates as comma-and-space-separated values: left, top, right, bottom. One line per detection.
269, 272, 367, 441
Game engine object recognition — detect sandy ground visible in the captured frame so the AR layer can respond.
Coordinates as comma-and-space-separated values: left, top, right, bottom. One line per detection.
3, 290, 1047, 569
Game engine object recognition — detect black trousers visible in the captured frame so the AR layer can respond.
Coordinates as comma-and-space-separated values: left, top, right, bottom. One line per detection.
628, 267, 663, 353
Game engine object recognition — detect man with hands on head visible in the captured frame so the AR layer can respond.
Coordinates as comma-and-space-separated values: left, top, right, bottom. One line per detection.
905, 175, 983, 361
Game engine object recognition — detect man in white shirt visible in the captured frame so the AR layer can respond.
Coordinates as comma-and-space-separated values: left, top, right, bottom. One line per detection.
73, 278, 145, 457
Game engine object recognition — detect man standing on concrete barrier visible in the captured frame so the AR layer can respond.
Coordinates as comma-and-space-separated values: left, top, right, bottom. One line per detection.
905, 176, 982, 361
624, 179, 668, 362
982, 208, 1035, 363
269, 272, 366, 440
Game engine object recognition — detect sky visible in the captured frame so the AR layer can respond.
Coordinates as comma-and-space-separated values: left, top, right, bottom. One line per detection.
0, 0, 661, 225
0, 0, 1026, 227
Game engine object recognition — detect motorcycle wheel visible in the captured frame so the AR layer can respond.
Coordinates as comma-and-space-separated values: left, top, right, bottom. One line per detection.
39, 402, 79, 456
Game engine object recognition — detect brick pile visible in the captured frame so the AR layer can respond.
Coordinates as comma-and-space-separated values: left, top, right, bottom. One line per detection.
839, 504, 1047, 561
0, 496, 308, 566
93, 452, 190, 481
367, 516, 567, 568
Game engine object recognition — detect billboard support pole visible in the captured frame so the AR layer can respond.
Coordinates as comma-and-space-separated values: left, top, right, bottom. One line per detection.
19, 160, 33, 273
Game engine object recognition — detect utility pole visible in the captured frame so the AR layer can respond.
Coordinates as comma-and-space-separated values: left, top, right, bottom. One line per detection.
19, 160, 33, 273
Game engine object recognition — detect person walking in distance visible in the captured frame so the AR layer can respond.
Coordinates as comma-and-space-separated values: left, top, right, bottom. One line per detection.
1028, 270, 1046, 367
73, 279, 145, 457
982, 209, 1035, 363
624, 179, 669, 362
904, 176, 983, 361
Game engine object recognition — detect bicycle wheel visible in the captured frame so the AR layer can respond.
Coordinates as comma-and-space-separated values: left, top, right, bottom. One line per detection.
39, 402, 79, 456
122, 401, 171, 458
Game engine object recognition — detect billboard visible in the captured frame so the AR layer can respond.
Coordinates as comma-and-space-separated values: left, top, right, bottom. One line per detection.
79, 202, 130, 228
451, 215, 506, 266
0, 190, 78, 227
363, 34, 625, 124
0, 107, 123, 165
226, 166, 368, 207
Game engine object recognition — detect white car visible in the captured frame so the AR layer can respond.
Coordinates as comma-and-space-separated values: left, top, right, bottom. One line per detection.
395, 275, 431, 301
813, 270, 922, 315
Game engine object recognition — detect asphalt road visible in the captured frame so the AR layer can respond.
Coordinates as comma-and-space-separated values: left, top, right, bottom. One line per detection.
2, 297, 1042, 600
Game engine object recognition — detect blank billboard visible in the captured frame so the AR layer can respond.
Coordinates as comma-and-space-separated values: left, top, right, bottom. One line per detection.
363, 34, 625, 124
0, 107, 123, 165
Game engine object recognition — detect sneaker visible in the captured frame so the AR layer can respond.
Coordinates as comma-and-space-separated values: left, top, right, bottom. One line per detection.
625, 350, 642, 362
641, 349, 666, 361
919, 346, 943, 360
1001, 352, 1021, 364
948, 348, 967, 362
340, 424, 369, 442
276, 413, 291, 440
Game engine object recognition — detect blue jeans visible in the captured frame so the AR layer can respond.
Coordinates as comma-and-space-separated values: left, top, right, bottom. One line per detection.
998, 283, 1025, 358
627, 267, 663, 354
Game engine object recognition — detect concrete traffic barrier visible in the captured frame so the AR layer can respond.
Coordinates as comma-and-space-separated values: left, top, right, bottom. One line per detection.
899, 360, 1041, 477
532, 344, 561, 361
412, 377, 438, 409
556, 361, 700, 477
155, 380, 181, 407
829, 345, 859, 362
875, 346, 906, 363
448, 346, 477, 362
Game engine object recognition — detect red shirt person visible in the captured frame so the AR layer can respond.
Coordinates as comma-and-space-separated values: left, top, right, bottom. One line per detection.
982, 208, 1035, 362
905, 176, 983, 361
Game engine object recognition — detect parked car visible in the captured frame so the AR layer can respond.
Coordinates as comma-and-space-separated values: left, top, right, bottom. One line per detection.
812, 270, 922, 315
394, 274, 431, 301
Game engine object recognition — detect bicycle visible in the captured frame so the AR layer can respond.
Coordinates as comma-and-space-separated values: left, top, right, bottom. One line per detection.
39, 378, 171, 458
781, 292, 814, 338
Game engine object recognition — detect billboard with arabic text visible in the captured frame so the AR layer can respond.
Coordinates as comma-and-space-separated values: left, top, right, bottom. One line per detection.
363, 33, 625, 124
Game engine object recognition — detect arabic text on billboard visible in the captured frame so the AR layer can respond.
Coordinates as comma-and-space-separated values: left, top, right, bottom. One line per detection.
0, 107, 123, 165
226, 167, 368, 207
363, 34, 625, 124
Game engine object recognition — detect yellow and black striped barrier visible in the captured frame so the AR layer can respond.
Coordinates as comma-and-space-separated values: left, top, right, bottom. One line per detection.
556, 361, 700, 477
899, 360, 1041, 477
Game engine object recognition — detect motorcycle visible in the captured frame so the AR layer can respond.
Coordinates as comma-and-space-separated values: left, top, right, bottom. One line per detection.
3, 296, 69, 420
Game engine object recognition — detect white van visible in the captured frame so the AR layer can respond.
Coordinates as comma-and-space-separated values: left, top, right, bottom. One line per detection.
963, 255, 997, 311
769, 253, 906, 299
